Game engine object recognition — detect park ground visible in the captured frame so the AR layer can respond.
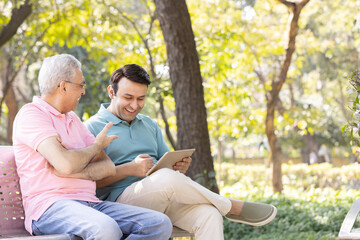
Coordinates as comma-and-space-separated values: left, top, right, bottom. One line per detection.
177, 160, 360, 240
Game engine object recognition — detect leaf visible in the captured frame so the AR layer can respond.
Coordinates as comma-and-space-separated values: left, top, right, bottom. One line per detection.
297, 120, 307, 130
341, 125, 347, 133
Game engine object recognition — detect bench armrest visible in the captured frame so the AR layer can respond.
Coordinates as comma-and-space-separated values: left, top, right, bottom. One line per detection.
339, 198, 360, 239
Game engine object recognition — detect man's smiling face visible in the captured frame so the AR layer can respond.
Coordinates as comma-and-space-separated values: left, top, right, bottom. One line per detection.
108, 77, 147, 123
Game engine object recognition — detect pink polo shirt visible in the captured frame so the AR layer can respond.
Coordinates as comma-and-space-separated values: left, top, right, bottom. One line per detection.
12, 96, 100, 234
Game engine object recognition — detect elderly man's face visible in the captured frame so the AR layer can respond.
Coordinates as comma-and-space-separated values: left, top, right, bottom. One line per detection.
63, 68, 86, 113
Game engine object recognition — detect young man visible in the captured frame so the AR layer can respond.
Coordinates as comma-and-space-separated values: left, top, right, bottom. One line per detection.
12, 55, 172, 240
85, 64, 277, 240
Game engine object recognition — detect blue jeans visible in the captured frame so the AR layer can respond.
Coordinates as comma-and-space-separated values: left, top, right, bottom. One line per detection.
32, 199, 172, 240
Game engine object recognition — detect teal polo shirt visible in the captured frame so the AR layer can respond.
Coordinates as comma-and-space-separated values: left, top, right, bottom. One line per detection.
84, 103, 170, 202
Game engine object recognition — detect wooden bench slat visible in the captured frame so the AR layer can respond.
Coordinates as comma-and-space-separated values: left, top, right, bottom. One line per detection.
0, 234, 71, 240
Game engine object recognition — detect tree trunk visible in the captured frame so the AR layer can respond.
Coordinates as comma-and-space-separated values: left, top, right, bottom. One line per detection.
266, 0, 310, 193
154, 0, 219, 193
265, 101, 284, 192
217, 138, 222, 188
302, 132, 320, 164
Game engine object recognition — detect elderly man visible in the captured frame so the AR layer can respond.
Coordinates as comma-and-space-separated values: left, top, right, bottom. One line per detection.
12, 55, 172, 240
85, 64, 277, 240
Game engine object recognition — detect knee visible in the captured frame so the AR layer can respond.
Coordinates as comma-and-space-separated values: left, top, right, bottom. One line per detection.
153, 168, 186, 187
87, 218, 122, 240
139, 212, 173, 239
155, 168, 178, 179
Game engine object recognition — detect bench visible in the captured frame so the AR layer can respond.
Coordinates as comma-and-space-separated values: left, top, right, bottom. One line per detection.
0, 146, 194, 239
339, 198, 360, 239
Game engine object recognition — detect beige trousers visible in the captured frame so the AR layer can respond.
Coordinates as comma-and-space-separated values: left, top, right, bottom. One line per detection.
117, 168, 231, 240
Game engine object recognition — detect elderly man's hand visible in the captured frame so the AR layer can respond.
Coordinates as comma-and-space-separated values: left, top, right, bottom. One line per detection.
94, 122, 118, 149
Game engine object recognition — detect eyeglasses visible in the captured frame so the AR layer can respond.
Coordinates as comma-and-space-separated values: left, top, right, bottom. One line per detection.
63, 80, 86, 89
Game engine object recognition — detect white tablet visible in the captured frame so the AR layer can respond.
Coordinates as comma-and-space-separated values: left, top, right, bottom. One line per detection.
146, 149, 196, 176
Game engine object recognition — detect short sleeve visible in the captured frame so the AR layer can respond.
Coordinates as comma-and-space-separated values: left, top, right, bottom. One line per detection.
13, 105, 58, 151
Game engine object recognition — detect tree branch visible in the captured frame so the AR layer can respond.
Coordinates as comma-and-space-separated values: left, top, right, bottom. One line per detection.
254, 69, 269, 101
271, 0, 310, 104
0, 0, 32, 48
278, 0, 310, 9
104, 1, 177, 147
159, 96, 177, 149
277, 0, 295, 9
108, 2, 157, 77
0, 21, 55, 120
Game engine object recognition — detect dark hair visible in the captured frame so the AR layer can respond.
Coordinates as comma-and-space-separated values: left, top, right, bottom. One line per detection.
110, 64, 151, 94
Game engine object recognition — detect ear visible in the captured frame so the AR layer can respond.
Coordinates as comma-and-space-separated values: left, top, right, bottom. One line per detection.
108, 85, 114, 99
58, 81, 67, 95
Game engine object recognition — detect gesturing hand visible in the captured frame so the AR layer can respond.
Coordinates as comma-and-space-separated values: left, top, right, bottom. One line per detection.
94, 122, 118, 149
131, 154, 154, 177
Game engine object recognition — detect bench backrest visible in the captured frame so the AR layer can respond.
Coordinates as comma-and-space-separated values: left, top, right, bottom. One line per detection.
0, 146, 28, 235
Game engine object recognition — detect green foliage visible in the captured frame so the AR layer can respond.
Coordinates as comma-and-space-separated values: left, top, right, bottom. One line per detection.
61, 46, 110, 118
345, 71, 360, 147
218, 162, 360, 193
217, 162, 360, 239
0, 0, 358, 157
223, 196, 349, 240
186, 0, 355, 159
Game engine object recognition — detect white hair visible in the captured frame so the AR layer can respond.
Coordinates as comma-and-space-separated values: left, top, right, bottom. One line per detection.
38, 54, 82, 94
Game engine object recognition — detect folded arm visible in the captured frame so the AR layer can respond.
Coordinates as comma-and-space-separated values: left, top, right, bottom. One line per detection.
37, 122, 118, 180
51, 150, 116, 181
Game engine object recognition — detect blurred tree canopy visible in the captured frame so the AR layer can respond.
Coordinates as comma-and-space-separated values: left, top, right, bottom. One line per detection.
0, 0, 359, 190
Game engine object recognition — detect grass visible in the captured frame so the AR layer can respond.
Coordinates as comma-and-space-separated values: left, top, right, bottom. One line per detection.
173, 162, 360, 239
218, 162, 360, 240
